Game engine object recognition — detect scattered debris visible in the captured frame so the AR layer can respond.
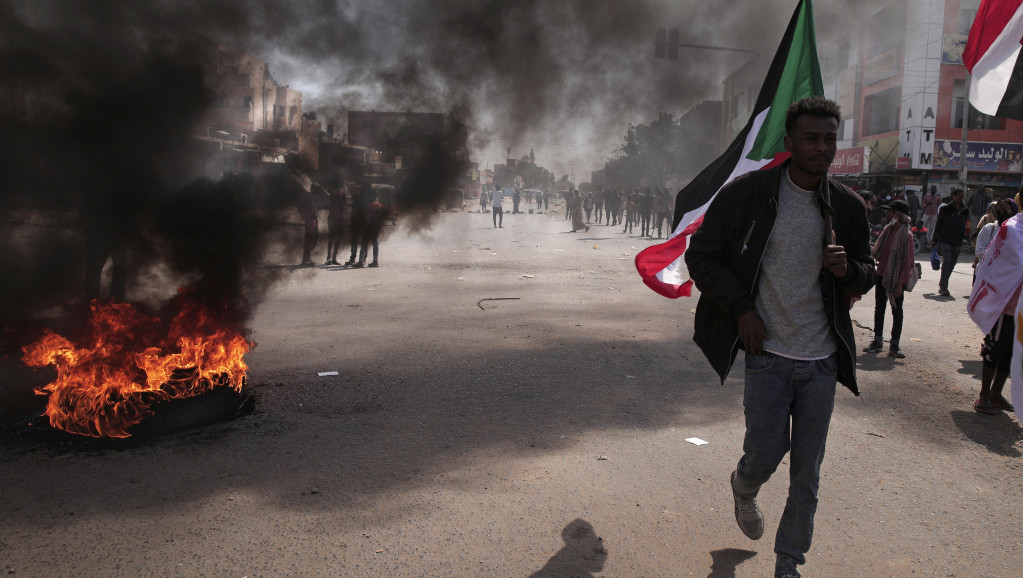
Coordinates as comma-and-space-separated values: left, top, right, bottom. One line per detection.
593, 244, 599, 249
457, 276, 465, 280
317, 371, 339, 377
597, 455, 609, 460
477, 297, 520, 310
685, 437, 709, 446
522, 275, 534, 278
866, 432, 886, 438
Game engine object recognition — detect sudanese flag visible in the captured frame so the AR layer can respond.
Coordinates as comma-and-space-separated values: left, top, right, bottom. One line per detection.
635, 0, 824, 298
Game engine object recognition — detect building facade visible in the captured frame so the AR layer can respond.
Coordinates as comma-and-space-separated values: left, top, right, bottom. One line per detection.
722, 0, 1023, 201
202, 46, 302, 140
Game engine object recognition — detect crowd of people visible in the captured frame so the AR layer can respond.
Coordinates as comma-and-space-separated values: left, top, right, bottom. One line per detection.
858, 182, 1023, 417
480, 184, 677, 238
294, 173, 391, 269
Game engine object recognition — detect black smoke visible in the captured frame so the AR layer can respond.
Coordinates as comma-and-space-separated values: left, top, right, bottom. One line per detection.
0, 0, 890, 335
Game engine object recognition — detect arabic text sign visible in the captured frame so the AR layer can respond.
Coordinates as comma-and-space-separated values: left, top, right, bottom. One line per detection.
931, 140, 1023, 174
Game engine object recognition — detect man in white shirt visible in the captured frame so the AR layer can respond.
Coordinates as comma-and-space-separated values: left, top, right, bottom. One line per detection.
491, 185, 504, 228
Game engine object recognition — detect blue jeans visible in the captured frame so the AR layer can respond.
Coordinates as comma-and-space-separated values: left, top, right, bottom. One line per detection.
734, 351, 838, 571
939, 242, 961, 291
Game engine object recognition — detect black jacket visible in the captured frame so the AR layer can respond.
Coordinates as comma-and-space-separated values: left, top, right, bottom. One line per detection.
933, 202, 970, 246
684, 161, 876, 395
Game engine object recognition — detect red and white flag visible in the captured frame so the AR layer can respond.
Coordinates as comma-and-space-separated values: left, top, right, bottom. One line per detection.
635, 0, 824, 298
964, 0, 1023, 120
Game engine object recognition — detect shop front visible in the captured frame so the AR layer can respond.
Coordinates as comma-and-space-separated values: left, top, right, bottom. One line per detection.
929, 139, 1022, 200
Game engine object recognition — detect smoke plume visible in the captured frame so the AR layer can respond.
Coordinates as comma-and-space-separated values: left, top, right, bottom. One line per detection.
0, 0, 888, 335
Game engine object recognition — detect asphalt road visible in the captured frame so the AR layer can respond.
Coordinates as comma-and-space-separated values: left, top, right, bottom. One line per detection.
1, 206, 1020, 577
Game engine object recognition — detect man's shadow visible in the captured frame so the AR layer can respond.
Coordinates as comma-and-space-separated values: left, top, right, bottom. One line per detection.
708, 548, 757, 577
530, 519, 607, 577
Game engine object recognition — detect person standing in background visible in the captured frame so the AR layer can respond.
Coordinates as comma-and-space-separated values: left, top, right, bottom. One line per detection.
921, 185, 942, 243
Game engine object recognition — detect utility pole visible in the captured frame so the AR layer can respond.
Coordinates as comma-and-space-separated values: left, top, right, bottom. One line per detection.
960, 72, 971, 195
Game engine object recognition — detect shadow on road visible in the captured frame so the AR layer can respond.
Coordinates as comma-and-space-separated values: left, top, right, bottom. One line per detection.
956, 358, 983, 377
530, 518, 607, 578
707, 548, 757, 577
950, 409, 1023, 457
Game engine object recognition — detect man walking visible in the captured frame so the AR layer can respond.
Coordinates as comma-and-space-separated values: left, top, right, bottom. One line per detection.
932, 188, 970, 297
491, 184, 504, 228
685, 97, 875, 578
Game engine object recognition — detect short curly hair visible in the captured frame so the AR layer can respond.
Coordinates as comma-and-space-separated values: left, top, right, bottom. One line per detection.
785, 96, 841, 135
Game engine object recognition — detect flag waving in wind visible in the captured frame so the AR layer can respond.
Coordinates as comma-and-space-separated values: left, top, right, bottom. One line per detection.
635, 0, 824, 298
963, 0, 1023, 120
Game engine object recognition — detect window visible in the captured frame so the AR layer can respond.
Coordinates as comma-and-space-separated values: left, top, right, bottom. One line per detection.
952, 79, 1003, 129
864, 86, 900, 135
958, 10, 977, 34
731, 91, 744, 121
867, 4, 906, 57
959, 1, 981, 34
243, 96, 253, 109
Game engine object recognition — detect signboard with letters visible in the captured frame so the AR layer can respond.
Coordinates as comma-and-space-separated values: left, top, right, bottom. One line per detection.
931, 140, 1023, 174
830, 146, 867, 174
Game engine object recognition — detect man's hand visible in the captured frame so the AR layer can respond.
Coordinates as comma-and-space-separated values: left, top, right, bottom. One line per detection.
737, 309, 768, 354
823, 244, 848, 278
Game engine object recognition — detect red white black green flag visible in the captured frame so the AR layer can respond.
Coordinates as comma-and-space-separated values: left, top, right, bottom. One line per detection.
635, 0, 824, 298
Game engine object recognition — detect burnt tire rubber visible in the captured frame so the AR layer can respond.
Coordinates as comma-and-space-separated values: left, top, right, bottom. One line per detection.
127, 387, 246, 439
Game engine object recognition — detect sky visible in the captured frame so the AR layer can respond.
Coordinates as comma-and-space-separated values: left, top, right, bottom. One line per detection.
4, 0, 889, 180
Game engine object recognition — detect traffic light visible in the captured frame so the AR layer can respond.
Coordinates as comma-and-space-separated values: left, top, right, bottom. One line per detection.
655, 28, 666, 59
668, 28, 679, 60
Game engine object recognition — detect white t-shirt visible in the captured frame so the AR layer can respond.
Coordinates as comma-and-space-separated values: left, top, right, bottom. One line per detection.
492, 188, 504, 208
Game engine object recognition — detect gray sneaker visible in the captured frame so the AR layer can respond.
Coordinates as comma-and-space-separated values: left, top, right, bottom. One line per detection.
730, 470, 764, 540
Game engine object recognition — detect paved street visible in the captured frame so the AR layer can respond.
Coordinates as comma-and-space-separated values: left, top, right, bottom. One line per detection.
2, 207, 1021, 577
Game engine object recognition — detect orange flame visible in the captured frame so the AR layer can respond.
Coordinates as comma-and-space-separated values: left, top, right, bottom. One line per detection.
22, 297, 252, 438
